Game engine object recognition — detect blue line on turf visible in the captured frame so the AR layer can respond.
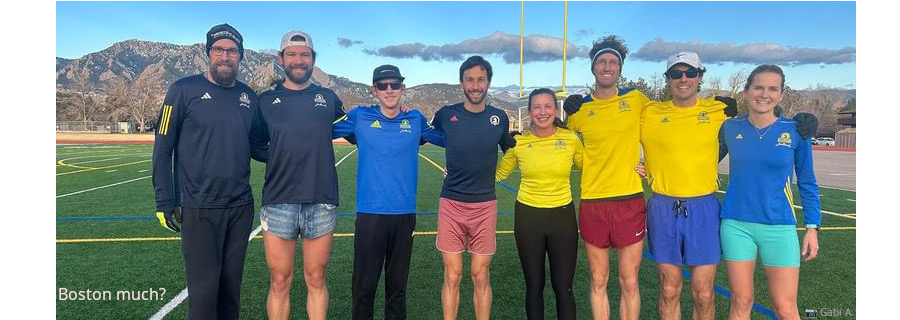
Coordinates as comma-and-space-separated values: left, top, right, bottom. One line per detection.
498, 181, 778, 320
57, 212, 517, 222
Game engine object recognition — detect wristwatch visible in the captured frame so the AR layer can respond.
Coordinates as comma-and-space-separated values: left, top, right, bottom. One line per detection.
805, 224, 821, 231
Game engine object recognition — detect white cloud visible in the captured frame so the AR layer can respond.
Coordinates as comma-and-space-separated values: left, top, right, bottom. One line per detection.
632, 38, 855, 66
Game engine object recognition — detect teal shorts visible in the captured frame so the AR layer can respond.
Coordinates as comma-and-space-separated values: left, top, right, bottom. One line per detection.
720, 219, 800, 267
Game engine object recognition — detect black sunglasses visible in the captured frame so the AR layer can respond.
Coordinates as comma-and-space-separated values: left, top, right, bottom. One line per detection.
375, 82, 403, 91
664, 68, 701, 79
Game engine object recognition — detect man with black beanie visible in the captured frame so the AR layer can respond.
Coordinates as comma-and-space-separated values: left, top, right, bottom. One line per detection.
153, 23, 257, 320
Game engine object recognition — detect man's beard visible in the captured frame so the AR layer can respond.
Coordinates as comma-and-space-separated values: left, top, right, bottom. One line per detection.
464, 89, 486, 105
284, 63, 313, 85
210, 62, 238, 87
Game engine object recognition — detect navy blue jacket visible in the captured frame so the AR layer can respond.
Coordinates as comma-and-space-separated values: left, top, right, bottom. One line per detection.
152, 74, 257, 211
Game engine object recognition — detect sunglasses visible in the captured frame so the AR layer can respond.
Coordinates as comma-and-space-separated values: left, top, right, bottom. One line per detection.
664, 68, 701, 79
375, 82, 403, 91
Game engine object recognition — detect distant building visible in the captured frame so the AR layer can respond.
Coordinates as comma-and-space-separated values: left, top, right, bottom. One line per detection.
835, 107, 855, 148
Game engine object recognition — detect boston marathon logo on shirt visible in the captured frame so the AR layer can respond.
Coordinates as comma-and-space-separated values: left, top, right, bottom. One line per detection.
490, 115, 500, 126
239, 92, 251, 108
555, 139, 566, 149
618, 100, 631, 113
314, 94, 327, 107
400, 119, 412, 133
776, 132, 792, 147
697, 111, 710, 124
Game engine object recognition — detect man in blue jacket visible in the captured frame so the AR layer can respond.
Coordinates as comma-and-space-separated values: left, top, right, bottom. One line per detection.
332, 65, 443, 320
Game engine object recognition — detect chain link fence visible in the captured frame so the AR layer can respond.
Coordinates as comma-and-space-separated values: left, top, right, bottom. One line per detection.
56, 121, 149, 133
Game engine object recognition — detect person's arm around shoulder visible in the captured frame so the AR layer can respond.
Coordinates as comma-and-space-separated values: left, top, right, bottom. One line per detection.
636, 89, 651, 113
332, 105, 358, 139
563, 94, 584, 132
250, 95, 269, 163
498, 110, 516, 152
417, 111, 445, 147
715, 96, 739, 118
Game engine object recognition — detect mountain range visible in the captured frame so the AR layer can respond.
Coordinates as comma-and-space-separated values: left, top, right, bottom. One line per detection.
55, 39, 526, 119
56, 39, 854, 124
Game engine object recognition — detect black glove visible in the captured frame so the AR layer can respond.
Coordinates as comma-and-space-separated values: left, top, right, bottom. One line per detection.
774, 105, 783, 117
156, 207, 183, 232
715, 96, 738, 117
504, 131, 518, 149
793, 113, 818, 140
563, 94, 584, 115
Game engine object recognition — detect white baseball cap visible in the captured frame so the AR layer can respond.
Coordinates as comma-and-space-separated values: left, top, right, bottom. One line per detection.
666, 51, 704, 71
280, 31, 314, 51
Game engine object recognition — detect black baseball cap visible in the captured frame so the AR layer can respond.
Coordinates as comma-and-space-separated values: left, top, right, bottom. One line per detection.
372, 64, 404, 83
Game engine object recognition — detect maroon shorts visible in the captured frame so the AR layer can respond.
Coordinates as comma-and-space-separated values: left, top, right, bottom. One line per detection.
436, 197, 498, 255
578, 197, 647, 248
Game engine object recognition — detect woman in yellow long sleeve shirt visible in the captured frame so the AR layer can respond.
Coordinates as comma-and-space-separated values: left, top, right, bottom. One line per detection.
496, 88, 583, 320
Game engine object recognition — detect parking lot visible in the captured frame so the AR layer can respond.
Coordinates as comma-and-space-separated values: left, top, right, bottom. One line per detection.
718, 150, 856, 191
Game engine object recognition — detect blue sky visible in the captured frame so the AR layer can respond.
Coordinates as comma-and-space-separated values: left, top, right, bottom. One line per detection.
57, 1, 856, 90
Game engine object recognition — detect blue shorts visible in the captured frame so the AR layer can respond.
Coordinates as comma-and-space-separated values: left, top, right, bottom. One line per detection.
647, 193, 721, 266
260, 203, 338, 240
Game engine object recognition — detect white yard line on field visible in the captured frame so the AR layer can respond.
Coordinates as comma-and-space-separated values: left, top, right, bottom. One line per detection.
56, 176, 151, 198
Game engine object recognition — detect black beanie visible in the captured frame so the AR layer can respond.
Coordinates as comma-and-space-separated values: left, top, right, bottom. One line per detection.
205, 23, 244, 60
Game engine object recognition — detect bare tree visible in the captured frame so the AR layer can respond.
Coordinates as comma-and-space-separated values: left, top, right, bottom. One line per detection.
69, 75, 100, 130
705, 76, 722, 97
108, 77, 164, 133
724, 70, 748, 114
727, 70, 747, 98
780, 86, 801, 116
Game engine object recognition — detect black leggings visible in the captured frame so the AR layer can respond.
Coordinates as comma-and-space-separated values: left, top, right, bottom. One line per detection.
514, 201, 578, 320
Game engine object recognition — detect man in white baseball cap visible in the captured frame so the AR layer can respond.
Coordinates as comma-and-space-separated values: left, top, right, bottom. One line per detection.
251, 30, 349, 320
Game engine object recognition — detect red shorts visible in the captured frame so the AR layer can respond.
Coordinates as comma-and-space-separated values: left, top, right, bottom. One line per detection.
578, 197, 647, 248
436, 197, 497, 255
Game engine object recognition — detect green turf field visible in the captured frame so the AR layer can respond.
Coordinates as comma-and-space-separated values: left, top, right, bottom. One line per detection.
56, 143, 856, 319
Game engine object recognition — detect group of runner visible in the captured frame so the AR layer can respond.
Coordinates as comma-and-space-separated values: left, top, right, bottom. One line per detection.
152, 24, 822, 320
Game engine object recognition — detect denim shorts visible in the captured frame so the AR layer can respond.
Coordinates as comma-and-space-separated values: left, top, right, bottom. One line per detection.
260, 203, 338, 239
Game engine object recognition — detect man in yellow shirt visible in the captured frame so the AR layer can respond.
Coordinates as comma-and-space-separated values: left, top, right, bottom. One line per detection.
562, 35, 647, 320
640, 51, 725, 320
